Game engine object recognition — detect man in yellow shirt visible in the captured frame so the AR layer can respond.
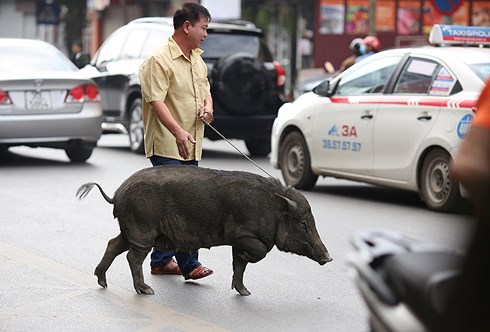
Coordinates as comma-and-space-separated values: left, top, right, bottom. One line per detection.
440, 79, 490, 331
139, 2, 214, 280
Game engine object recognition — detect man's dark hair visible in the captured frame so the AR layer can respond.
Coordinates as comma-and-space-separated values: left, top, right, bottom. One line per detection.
173, 3, 211, 29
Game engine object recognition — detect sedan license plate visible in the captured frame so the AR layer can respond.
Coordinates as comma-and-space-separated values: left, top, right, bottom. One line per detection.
26, 91, 51, 110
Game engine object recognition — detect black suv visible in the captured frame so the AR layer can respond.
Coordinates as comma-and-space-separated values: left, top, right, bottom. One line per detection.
82, 17, 286, 156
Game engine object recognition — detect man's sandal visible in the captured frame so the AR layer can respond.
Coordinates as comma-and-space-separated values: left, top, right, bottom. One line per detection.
184, 265, 214, 280
151, 259, 182, 275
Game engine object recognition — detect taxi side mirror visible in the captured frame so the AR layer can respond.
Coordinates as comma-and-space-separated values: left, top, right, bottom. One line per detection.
312, 80, 331, 97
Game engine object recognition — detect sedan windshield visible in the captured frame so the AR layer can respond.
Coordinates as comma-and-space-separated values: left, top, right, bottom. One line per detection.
0, 46, 77, 72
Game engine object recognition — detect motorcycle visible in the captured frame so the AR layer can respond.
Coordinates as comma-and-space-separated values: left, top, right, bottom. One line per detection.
348, 230, 464, 332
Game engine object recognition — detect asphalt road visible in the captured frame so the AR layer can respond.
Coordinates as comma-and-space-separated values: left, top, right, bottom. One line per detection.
0, 135, 475, 332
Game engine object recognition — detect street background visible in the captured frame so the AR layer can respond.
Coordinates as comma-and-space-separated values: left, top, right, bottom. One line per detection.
0, 135, 474, 331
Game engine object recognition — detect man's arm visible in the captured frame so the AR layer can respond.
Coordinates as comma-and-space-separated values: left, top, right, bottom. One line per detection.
149, 100, 196, 160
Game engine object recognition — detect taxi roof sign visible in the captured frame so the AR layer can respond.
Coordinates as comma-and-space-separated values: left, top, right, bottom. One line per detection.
429, 25, 490, 46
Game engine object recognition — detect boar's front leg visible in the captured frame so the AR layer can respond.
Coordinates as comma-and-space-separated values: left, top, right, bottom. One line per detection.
95, 233, 130, 288
127, 245, 154, 295
232, 238, 268, 296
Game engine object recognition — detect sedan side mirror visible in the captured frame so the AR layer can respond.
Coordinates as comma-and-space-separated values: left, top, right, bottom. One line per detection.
312, 80, 331, 97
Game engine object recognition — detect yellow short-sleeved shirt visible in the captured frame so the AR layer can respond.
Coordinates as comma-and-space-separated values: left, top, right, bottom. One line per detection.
139, 37, 210, 160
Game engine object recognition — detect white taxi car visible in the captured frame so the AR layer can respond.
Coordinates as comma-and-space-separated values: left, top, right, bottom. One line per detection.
271, 25, 490, 212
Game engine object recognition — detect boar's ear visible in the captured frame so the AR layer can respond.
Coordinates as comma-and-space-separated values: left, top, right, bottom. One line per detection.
274, 193, 297, 211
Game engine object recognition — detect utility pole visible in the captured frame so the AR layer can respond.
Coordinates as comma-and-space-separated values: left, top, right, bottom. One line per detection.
369, 0, 376, 36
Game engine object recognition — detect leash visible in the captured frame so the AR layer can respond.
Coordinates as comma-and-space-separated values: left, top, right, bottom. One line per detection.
201, 117, 275, 179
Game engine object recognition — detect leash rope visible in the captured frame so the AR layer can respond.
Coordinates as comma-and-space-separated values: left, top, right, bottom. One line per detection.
201, 118, 275, 179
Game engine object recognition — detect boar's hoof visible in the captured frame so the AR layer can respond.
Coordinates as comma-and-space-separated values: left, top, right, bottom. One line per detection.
232, 283, 251, 296
236, 288, 251, 296
97, 279, 108, 288
94, 272, 107, 288
135, 283, 155, 295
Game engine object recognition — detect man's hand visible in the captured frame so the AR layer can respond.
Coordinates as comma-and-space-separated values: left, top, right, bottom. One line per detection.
174, 129, 196, 160
198, 104, 214, 124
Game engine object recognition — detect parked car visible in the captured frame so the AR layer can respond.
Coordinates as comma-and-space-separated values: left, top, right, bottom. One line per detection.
271, 25, 490, 212
81, 17, 286, 156
0, 38, 102, 162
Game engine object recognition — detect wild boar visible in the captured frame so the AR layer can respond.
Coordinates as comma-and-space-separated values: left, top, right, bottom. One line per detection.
76, 165, 332, 296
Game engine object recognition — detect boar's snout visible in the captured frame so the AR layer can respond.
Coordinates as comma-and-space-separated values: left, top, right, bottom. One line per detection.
317, 253, 333, 265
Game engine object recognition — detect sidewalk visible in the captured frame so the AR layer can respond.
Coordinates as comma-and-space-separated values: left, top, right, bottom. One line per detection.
0, 241, 227, 332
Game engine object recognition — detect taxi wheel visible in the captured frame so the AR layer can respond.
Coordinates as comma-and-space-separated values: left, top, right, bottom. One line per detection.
279, 131, 318, 190
128, 98, 145, 155
420, 149, 461, 212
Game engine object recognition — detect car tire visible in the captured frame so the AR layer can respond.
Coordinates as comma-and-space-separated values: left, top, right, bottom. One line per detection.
420, 149, 461, 212
245, 136, 271, 157
128, 98, 145, 154
65, 142, 94, 162
211, 52, 271, 115
279, 131, 318, 190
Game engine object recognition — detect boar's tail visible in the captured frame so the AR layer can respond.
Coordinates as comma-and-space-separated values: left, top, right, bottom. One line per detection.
76, 182, 114, 204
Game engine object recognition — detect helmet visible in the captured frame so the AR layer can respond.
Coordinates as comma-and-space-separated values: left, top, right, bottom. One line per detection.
349, 38, 363, 51
363, 36, 381, 51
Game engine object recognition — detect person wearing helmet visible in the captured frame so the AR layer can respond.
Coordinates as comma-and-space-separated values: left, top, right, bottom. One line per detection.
355, 35, 381, 63
338, 37, 363, 72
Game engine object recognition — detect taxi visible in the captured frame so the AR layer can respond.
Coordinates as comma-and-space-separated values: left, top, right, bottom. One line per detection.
271, 25, 490, 212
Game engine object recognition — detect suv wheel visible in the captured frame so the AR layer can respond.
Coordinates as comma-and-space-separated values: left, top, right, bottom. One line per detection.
245, 136, 271, 157
280, 131, 318, 190
65, 141, 94, 162
211, 52, 271, 115
420, 149, 461, 212
128, 98, 145, 154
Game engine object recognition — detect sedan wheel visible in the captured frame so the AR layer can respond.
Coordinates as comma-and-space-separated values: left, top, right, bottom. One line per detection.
65, 142, 94, 162
279, 131, 318, 190
420, 149, 461, 212
128, 98, 145, 154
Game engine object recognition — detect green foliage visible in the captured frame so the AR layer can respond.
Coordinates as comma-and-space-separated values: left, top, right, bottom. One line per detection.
57, 0, 87, 54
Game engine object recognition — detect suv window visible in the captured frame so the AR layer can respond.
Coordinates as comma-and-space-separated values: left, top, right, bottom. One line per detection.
201, 34, 262, 59
120, 29, 148, 59
140, 29, 172, 58
335, 56, 401, 95
95, 29, 127, 67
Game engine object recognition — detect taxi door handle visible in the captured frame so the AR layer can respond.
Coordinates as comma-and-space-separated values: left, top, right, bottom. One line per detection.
361, 111, 374, 120
417, 113, 432, 121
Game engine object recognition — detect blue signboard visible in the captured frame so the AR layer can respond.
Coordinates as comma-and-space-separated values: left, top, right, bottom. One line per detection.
430, 0, 464, 16
36, 1, 61, 25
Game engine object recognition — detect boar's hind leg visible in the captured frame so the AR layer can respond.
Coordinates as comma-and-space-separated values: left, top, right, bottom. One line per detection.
127, 245, 154, 295
232, 239, 268, 296
232, 249, 250, 296
95, 233, 129, 288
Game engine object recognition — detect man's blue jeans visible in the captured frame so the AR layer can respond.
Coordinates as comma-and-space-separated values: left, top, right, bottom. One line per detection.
149, 155, 201, 275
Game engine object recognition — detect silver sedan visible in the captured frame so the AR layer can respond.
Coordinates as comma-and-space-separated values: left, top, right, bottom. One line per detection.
0, 38, 102, 162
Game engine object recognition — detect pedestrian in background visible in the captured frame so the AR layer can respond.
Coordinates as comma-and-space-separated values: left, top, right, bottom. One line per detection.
355, 35, 380, 63
138, 2, 214, 280
70, 39, 90, 69
338, 37, 363, 72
